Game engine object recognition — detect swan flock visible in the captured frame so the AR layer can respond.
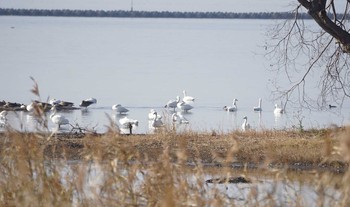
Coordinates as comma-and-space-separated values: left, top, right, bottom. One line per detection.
0, 91, 288, 133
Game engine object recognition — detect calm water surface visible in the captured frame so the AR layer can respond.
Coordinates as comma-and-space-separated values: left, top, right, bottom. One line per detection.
0, 16, 349, 133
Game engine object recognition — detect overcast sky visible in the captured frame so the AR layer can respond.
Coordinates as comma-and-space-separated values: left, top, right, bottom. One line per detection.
1, 0, 299, 12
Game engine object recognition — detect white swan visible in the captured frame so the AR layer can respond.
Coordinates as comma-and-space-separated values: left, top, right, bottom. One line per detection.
182, 90, 195, 103
112, 104, 129, 114
223, 99, 238, 112
148, 109, 162, 120
150, 112, 164, 128
177, 101, 193, 112
172, 112, 189, 124
165, 96, 180, 111
0, 110, 8, 127
241, 116, 251, 131
80, 97, 97, 108
274, 104, 284, 114
50, 106, 69, 129
253, 98, 262, 111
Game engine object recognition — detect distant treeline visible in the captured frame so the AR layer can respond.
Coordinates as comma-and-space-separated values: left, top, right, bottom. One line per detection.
0, 8, 348, 20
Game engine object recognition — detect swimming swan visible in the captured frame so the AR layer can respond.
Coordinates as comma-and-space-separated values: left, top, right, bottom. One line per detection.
112, 104, 129, 114
253, 98, 262, 111
182, 90, 195, 103
274, 104, 284, 114
223, 99, 238, 112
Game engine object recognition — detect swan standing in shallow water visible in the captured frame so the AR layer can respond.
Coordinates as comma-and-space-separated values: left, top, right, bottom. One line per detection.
148, 109, 162, 120
112, 104, 129, 114
165, 96, 180, 111
241, 116, 251, 131
274, 104, 284, 114
253, 98, 262, 112
172, 112, 189, 124
50, 106, 69, 129
223, 99, 238, 112
150, 112, 164, 129
182, 90, 195, 103
177, 101, 193, 112
80, 98, 97, 109
0, 111, 8, 127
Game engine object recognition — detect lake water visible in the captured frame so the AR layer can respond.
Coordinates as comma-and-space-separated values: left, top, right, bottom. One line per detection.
1, 16, 349, 133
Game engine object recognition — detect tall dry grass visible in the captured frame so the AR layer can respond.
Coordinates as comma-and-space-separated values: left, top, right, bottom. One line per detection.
0, 126, 350, 206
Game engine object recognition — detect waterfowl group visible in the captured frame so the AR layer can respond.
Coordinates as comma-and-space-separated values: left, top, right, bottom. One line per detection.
164, 90, 195, 113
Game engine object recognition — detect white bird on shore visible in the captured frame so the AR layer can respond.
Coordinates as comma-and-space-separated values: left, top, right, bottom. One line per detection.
165, 96, 180, 111
274, 104, 284, 114
253, 98, 262, 112
241, 116, 251, 131
112, 104, 129, 114
182, 90, 195, 103
177, 101, 193, 112
50, 106, 69, 129
223, 99, 238, 112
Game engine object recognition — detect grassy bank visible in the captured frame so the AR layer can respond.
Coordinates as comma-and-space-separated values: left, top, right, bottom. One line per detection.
1, 127, 350, 206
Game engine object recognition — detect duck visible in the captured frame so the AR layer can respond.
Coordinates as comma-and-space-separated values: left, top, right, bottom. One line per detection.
223, 99, 238, 112
274, 104, 284, 114
329, 104, 337, 109
241, 116, 251, 131
253, 98, 262, 111
172, 112, 189, 124
177, 101, 193, 112
119, 116, 139, 134
165, 96, 180, 111
50, 106, 69, 129
112, 104, 129, 114
182, 90, 195, 103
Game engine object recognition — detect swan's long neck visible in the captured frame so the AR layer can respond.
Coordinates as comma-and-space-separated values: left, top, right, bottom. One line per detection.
233, 99, 237, 107
183, 90, 187, 97
258, 99, 262, 107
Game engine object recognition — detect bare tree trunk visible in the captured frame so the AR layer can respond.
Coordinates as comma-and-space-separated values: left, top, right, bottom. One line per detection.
298, 0, 350, 53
